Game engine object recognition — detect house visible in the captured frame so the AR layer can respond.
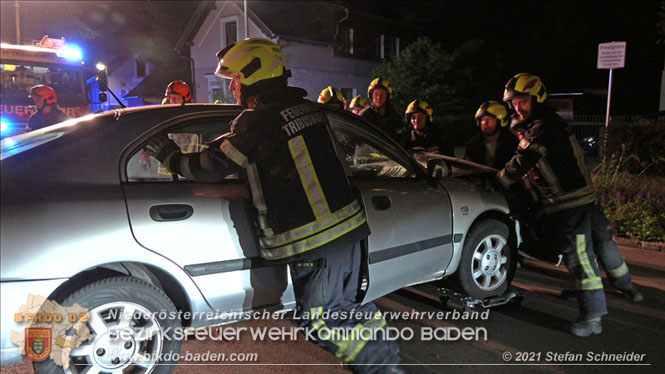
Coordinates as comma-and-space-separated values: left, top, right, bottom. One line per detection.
176, 1, 413, 104
107, 55, 154, 100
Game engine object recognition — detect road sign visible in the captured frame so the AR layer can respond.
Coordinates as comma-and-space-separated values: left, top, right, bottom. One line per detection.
597, 41, 626, 69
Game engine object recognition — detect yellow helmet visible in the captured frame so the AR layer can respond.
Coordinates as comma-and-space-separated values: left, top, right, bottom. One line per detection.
367, 78, 392, 99
503, 73, 547, 106
318, 86, 346, 106
404, 99, 433, 122
474, 101, 509, 128
349, 95, 369, 110
215, 38, 287, 86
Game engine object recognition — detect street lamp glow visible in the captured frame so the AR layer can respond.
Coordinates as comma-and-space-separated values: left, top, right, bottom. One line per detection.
96, 62, 106, 71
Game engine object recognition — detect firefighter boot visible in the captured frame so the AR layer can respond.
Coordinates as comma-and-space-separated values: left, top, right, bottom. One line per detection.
619, 287, 644, 302
570, 316, 602, 337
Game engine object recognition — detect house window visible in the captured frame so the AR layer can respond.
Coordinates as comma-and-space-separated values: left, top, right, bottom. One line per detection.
136, 57, 146, 78
348, 27, 354, 55
220, 16, 239, 48
206, 74, 235, 104
225, 21, 237, 46
341, 88, 353, 103
377, 34, 385, 59
387, 36, 400, 58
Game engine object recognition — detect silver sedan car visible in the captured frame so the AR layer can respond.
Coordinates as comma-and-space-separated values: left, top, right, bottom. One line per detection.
1, 104, 517, 373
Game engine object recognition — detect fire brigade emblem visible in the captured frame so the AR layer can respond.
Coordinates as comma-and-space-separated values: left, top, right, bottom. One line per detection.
25, 328, 52, 361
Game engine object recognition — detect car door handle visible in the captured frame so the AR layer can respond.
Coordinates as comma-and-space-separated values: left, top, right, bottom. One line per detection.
371, 195, 391, 211
150, 204, 193, 221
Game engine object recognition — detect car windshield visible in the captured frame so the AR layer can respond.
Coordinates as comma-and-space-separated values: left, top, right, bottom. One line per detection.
412, 151, 498, 177
0, 113, 96, 160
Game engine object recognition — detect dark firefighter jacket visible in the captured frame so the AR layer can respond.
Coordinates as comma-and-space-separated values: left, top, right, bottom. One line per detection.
168, 88, 370, 260
359, 103, 406, 143
28, 105, 70, 131
464, 129, 518, 169
400, 123, 454, 157
497, 105, 596, 214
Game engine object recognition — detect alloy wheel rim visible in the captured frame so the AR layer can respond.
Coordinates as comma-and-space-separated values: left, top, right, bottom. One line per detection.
63, 302, 164, 374
471, 234, 508, 291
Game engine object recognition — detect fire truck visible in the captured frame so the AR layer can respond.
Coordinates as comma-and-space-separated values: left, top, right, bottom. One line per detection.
1, 36, 95, 138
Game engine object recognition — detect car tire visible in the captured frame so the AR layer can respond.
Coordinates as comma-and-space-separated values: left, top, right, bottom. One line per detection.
453, 219, 514, 300
33, 276, 182, 374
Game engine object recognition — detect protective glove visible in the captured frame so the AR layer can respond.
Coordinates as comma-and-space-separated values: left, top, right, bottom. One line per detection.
145, 134, 181, 171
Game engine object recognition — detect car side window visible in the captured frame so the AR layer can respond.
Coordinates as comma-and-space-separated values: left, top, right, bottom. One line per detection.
126, 133, 200, 181
327, 114, 415, 179
126, 117, 232, 182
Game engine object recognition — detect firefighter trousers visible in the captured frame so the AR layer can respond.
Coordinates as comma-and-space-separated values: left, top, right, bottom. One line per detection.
590, 204, 633, 291
289, 240, 400, 373
542, 204, 608, 317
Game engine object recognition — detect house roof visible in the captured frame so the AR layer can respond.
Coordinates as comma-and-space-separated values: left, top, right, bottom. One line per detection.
248, 1, 343, 45
176, 1, 404, 51
126, 56, 191, 102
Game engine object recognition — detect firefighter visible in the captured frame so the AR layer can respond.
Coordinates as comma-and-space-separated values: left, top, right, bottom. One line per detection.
359, 78, 406, 142
401, 99, 453, 156
497, 73, 642, 337
163, 80, 192, 105
317, 86, 347, 109
349, 95, 369, 115
464, 101, 518, 168
147, 38, 403, 373
27, 85, 70, 131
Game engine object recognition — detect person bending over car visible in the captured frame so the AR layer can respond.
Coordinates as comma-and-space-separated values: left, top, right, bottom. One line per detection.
497, 73, 642, 338
147, 38, 405, 374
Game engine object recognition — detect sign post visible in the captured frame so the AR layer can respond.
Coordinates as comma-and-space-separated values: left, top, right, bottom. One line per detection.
597, 41, 626, 162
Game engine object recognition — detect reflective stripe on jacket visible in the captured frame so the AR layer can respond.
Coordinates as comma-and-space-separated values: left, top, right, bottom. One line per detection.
220, 94, 369, 260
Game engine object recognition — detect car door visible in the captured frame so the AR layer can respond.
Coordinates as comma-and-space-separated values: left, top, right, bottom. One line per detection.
120, 113, 292, 314
326, 111, 454, 302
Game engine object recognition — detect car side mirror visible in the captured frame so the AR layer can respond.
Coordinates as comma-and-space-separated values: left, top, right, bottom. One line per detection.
427, 158, 450, 179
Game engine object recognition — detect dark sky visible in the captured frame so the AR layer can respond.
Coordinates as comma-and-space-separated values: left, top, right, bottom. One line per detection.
345, 0, 664, 114
2, 0, 663, 113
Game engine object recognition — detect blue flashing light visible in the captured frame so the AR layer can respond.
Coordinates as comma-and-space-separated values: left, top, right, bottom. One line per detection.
1, 119, 10, 134
58, 45, 83, 61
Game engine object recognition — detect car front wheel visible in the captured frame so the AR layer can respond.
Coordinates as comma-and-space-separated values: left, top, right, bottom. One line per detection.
454, 219, 514, 300
33, 276, 182, 374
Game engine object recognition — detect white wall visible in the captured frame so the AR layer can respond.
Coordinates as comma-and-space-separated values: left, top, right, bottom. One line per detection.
191, 1, 268, 102
190, 1, 379, 103
280, 41, 377, 101
108, 58, 153, 98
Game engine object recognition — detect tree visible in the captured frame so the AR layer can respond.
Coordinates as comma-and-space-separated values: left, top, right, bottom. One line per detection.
374, 37, 506, 114
373, 37, 507, 145
373, 37, 458, 115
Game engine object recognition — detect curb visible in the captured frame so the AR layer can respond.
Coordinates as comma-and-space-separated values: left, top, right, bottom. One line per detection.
615, 237, 664, 252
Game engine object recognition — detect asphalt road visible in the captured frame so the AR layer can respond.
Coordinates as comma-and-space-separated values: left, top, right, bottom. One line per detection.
5, 246, 663, 374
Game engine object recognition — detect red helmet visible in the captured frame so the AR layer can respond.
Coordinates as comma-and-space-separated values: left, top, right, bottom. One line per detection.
165, 80, 192, 102
29, 85, 57, 105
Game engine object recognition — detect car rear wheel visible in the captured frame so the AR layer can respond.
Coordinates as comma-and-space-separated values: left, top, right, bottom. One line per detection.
33, 276, 181, 374
454, 219, 514, 300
